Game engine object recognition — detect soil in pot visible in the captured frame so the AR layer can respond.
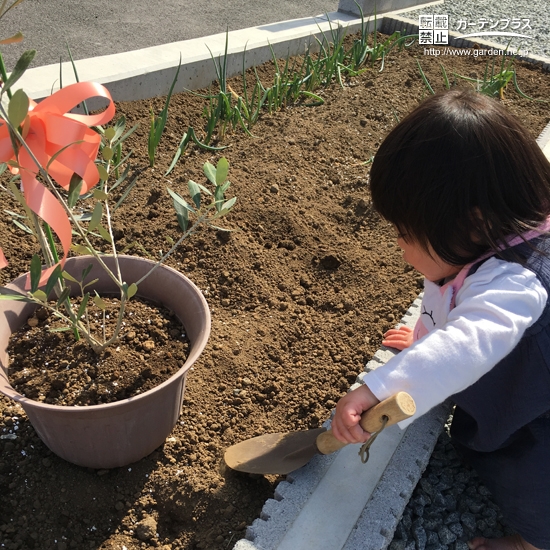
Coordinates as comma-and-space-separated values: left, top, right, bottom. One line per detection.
7, 297, 191, 406
1, 34, 550, 550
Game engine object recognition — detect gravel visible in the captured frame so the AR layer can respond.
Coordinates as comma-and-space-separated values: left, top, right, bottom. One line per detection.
403, 0, 550, 59
391, 417, 515, 550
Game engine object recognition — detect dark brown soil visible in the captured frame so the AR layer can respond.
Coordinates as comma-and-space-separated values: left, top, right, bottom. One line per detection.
7, 299, 190, 406
1, 36, 550, 550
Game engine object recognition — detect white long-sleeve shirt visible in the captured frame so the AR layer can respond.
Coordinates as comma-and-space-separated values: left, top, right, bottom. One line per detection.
364, 257, 548, 427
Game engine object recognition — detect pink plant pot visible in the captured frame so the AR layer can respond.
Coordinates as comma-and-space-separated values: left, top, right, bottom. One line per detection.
0, 255, 211, 469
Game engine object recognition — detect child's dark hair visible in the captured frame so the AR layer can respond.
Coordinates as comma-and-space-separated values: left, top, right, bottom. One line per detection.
370, 89, 550, 265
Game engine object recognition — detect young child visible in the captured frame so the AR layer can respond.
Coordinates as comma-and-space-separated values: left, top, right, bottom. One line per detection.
331, 89, 550, 550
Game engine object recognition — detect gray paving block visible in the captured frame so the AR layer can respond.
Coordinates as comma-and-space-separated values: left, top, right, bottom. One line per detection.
242, 450, 338, 548
342, 401, 452, 550
234, 541, 268, 550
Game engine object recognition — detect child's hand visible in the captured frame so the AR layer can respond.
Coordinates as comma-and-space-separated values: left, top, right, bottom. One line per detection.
331, 384, 380, 444
382, 325, 413, 350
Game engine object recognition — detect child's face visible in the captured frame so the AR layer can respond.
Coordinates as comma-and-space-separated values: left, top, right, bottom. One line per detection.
396, 234, 463, 282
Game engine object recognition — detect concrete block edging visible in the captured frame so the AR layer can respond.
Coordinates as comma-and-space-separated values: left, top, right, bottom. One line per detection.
19, 0, 443, 104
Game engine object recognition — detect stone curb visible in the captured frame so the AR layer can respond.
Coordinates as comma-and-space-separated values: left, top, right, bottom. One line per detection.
17, 12, 373, 103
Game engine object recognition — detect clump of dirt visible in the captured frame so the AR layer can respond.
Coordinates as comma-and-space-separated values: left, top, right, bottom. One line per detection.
1, 36, 549, 550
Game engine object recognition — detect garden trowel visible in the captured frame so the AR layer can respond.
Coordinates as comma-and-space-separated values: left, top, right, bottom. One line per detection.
224, 391, 415, 475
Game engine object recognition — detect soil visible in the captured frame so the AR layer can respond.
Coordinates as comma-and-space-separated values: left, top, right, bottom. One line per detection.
7, 298, 191, 406
1, 35, 550, 550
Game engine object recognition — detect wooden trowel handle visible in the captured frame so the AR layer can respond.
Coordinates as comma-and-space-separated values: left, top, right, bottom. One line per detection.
316, 391, 416, 455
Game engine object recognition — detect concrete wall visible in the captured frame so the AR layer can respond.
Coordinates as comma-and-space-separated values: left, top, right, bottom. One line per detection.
18, 13, 376, 103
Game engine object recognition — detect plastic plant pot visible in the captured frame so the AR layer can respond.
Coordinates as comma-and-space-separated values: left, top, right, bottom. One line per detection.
0, 255, 211, 469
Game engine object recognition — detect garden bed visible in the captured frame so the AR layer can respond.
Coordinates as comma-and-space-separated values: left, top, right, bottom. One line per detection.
1, 36, 550, 550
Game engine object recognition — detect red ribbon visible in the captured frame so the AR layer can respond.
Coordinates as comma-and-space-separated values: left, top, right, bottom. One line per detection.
0, 82, 115, 283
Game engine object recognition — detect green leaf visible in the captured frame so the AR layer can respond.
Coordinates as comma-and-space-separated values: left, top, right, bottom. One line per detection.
165, 131, 190, 176
71, 244, 94, 255
416, 59, 434, 95
175, 201, 189, 232
67, 173, 83, 208
114, 176, 138, 210
196, 182, 212, 195
167, 187, 194, 213
97, 164, 109, 181
93, 294, 106, 310
111, 116, 127, 142
98, 224, 112, 244
203, 161, 217, 185
147, 56, 181, 168
82, 278, 99, 290
110, 164, 130, 192
12, 218, 32, 233
188, 179, 201, 209
88, 202, 103, 231
32, 289, 47, 302
29, 254, 42, 293
102, 146, 114, 161
0, 294, 31, 303
49, 326, 71, 333
0, 287, 32, 301
214, 185, 225, 212
81, 264, 93, 281
167, 188, 189, 231
4, 209, 25, 219
62, 270, 78, 283
44, 265, 62, 298
7, 88, 28, 128
216, 157, 229, 185
117, 122, 139, 145
77, 292, 90, 320
56, 287, 70, 307
104, 127, 116, 141
127, 283, 138, 299
93, 189, 109, 201
2, 49, 36, 93
220, 196, 236, 213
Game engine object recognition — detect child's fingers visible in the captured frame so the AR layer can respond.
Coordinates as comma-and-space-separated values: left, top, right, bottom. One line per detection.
382, 335, 410, 350
330, 410, 357, 443
332, 385, 380, 444
383, 326, 413, 337
383, 326, 414, 350
331, 416, 370, 444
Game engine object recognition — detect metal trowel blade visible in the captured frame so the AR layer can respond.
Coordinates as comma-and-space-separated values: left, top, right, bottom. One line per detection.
224, 427, 326, 475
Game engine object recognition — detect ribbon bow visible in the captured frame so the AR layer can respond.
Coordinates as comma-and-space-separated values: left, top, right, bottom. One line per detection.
0, 82, 115, 283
